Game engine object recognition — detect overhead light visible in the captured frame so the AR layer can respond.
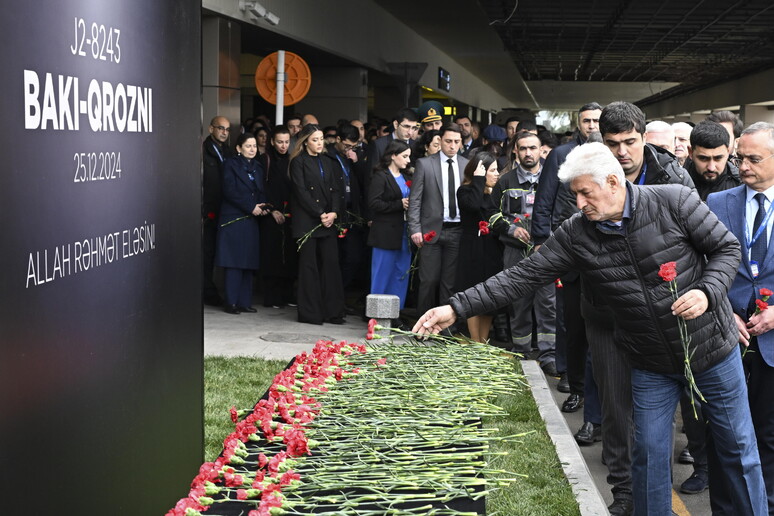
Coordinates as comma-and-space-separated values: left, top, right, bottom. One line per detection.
239, 0, 280, 25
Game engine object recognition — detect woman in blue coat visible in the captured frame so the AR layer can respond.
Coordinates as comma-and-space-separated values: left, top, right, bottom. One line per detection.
367, 140, 412, 309
215, 133, 270, 314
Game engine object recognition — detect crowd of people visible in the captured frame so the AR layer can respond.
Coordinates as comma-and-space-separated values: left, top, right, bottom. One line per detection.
203, 99, 774, 515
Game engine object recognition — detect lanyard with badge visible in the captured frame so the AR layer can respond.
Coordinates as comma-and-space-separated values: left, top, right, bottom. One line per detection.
335, 154, 351, 193
747, 198, 774, 277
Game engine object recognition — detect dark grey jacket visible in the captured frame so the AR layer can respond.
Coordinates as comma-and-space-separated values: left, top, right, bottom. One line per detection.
449, 183, 740, 374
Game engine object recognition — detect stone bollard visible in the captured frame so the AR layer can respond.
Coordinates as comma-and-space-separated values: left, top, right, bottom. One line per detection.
365, 294, 400, 337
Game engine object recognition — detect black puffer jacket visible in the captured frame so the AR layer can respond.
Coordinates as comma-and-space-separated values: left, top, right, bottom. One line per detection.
450, 183, 740, 374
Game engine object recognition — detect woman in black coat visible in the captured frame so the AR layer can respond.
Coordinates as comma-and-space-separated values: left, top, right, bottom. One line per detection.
367, 140, 412, 309
454, 151, 504, 342
258, 126, 297, 307
289, 124, 346, 325
215, 133, 271, 314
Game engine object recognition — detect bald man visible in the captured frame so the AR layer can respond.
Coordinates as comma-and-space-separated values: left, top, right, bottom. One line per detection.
203, 116, 235, 306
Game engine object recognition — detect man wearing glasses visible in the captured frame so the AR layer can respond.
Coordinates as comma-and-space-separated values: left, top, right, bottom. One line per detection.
708, 121, 774, 513
203, 116, 234, 306
368, 107, 418, 178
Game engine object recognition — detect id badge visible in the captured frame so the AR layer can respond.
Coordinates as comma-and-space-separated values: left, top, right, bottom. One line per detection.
751, 260, 760, 278
525, 192, 535, 206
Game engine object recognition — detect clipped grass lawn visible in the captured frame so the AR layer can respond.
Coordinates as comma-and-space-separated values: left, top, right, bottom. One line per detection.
204, 354, 579, 515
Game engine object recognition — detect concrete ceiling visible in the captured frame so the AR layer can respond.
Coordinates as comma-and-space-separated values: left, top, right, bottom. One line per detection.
377, 0, 774, 111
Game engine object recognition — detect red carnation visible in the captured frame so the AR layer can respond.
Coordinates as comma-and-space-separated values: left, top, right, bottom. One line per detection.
555, 278, 563, 288
524, 213, 530, 218
760, 288, 773, 298
478, 221, 490, 235
423, 230, 437, 242
207, 212, 216, 220
513, 217, 521, 223
230, 406, 238, 424
756, 299, 769, 312
405, 180, 412, 188
658, 262, 677, 282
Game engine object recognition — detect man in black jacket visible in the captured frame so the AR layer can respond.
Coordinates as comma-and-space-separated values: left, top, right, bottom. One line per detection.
414, 142, 766, 515
531, 102, 602, 411
584, 101, 693, 515
687, 120, 741, 201
202, 115, 234, 306
326, 124, 369, 309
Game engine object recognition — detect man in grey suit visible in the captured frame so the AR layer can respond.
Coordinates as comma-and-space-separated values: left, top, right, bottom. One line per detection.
408, 123, 467, 314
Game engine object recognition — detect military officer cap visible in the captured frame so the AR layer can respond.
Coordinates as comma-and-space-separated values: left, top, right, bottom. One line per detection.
417, 100, 445, 123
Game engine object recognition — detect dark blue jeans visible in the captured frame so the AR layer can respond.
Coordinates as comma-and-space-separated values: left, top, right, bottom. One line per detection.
631, 349, 766, 515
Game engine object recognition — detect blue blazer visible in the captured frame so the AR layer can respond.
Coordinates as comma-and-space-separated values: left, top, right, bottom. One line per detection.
708, 185, 774, 366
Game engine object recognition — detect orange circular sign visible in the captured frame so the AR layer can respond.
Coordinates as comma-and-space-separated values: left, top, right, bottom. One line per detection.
255, 51, 311, 106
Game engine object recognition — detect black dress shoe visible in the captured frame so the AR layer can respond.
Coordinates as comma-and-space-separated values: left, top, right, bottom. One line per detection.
238, 306, 257, 313
608, 497, 633, 516
298, 318, 323, 325
574, 421, 602, 445
557, 372, 570, 393
541, 361, 559, 377
680, 471, 708, 494
494, 329, 510, 342
561, 393, 584, 413
326, 316, 346, 325
678, 447, 694, 464
224, 305, 240, 314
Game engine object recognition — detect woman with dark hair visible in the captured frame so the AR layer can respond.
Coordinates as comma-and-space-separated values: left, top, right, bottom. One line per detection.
215, 132, 270, 314
454, 151, 504, 342
413, 129, 441, 162
258, 125, 296, 308
367, 140, 412, 310
255, 126, 270, 156
289, 124, 346, 325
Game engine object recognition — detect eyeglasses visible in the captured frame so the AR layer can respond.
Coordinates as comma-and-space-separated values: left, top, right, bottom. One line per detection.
342, 143, 359, 151
398, 123, 415, 130
731, 154, 774, 167
212, 125, 230, 132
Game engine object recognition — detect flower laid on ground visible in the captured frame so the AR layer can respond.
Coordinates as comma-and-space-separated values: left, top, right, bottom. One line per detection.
658, 261, 705, 418
169, 328, 527, 515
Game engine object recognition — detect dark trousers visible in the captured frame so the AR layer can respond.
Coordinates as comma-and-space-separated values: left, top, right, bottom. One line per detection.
563, 276, 588, 395
337, 225, 367, 290
203, 217, 220, 301
297, 235, 345, 324
223, 268, 253, 308
417, 226, 461, 314
586, 318, 633, 499
709, 341, 774, 515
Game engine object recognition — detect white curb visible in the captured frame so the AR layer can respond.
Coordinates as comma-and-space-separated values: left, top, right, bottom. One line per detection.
522, 360, 610, 516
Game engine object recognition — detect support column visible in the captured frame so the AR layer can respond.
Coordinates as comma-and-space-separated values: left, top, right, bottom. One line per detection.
202, 17, 241, 136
